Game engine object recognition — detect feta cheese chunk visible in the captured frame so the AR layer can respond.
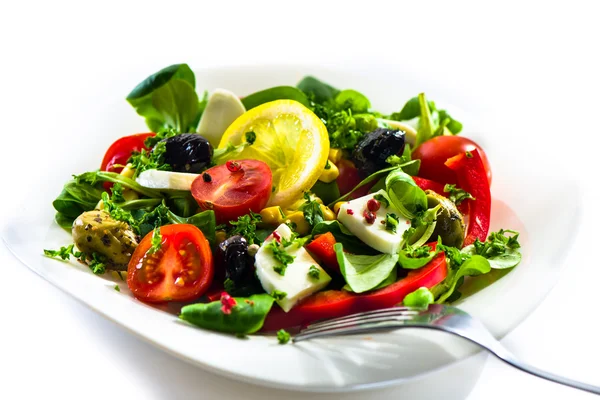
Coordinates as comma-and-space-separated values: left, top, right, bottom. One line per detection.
136, 169, 198, 191
337, 190, 410, 254
255, 224, 331, 312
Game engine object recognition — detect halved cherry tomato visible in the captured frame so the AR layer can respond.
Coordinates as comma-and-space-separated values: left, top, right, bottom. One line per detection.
191, 159, 272, 224
101, 133, 155, 173
336, 159, 374, 199
100, 133, 155, 190
261, 246, 447, 331
412, 136, 492, 186
305, 232, 340, 273
127, 224, 213, 303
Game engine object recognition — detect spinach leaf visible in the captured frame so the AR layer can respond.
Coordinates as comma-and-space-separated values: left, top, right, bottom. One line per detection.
55, 212, 75, 231
434, 255, 491, 303
385, 168, 428, 219
180, 294, 275, 334
126, 64, 200, 133
334, 89, 371, 113
167, 209, 216, 243
311, 220, 378, 255
297, 76, 340, 103
386, 144, 420, 176
334, 243, 397, 293
241, 86, 310, 110
310, 180, 340, 205
390, 96, 436, 121
438, 109, 463, 134
52, 180, 104, 218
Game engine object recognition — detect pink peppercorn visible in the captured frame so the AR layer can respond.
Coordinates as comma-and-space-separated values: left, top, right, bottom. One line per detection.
363, 210, 376, 224
220, 292, 237, 314
226, 160, 242, 172
346, 209, 354, 215
367, 198, 380, 212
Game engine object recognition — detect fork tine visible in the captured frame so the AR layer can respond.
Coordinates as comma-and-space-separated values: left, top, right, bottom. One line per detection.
300, 314, 416, 337
307, 307, 418, 330
294, 321, 405, 342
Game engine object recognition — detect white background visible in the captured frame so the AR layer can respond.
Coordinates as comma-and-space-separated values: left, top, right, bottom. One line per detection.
1, 1, 599, 399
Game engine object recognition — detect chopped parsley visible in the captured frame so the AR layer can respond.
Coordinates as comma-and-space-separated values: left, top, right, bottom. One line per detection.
373, 193, 390, 208
444, 184, 475, 205
224, 278, 236, 293
324, 161, 331, 170
404, 244, 432, 259
271, 290, 287, 300
473, 229, 521, 258
44, 244, 107, 275
385, 213, 399, 233
114, 285, 121, 292
301, 192, 325, 228
269, 240, 295, 276
308, 265, 320, 280
437, 237, 471, 269
143, 128, 178, 148
230, 212, 262, 245
128, 140, 171, 178
101, 192, 137, 228
44, 244, 80, 261
277, 329, 291, 344
110, 183, 125, 203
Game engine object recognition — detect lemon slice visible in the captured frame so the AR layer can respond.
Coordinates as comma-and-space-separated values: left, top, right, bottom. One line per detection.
218, 100, 330, 207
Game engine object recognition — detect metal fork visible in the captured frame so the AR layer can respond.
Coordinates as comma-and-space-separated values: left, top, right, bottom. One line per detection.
293, 304, 600, 395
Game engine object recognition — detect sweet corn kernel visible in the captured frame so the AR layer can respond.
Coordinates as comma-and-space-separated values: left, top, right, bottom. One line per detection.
328, 148, 343, 164
120, 163, 139, 200
333, 201, 346, 215
320, 205, 336, 221
260, 206, 285, 225
318, 161, 340, 183
285, 211, 311, 236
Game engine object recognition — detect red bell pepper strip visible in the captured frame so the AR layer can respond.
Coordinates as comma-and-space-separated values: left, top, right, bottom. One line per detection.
305, 232, 340, 273
413, 176, 446, 196
261, 250, 447, 331
445, 149, 491, 246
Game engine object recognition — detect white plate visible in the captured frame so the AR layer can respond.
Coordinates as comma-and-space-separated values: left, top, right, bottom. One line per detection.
2, 64, 579, 392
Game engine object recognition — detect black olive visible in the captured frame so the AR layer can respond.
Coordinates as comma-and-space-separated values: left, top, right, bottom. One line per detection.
352, 128, 406, 178
160, 133, 213, 173
218, 235, 251, 283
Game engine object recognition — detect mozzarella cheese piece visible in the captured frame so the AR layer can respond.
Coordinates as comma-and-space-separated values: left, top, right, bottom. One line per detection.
197, 88, 246, 147
255, 224, 331, 312
136, 169, 198, 191
337, 190, 410, 254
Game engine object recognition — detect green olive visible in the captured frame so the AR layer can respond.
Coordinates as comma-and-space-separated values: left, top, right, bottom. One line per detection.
426, 190, 465, 248
72, 210, 138, 271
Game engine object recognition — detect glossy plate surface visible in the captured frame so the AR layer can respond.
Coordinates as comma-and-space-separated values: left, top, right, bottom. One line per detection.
2, 65, 579, 392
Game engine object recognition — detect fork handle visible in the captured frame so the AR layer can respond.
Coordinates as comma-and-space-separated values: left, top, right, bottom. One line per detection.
490, 350, 600, 395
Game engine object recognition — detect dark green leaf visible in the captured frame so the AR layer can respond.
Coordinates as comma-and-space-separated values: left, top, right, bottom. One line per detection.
126, 64, 200, 133
167, 209, 216, 243
241, 86, 310, 110
334, 89, 371, 113
297, 76, 340, 103
389, 96, 436, 121
310, 180, 341, 205
180, 294, 275, 334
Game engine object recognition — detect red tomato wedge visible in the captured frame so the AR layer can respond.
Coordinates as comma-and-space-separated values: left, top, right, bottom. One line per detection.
412, 136, 492, 186
127, 224, 213, 303
191, 159, 272, 224
305, 232, 340, 273
336, 159, 374, 199
261, 249, 447, 331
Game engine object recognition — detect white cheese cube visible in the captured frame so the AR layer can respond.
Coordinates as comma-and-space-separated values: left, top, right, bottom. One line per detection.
337, 190, 410, 254
136, 169, 199, 191
255, 224, 331, 312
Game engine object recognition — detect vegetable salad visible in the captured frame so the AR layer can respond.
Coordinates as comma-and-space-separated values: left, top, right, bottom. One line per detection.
45, 64, 522, 341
